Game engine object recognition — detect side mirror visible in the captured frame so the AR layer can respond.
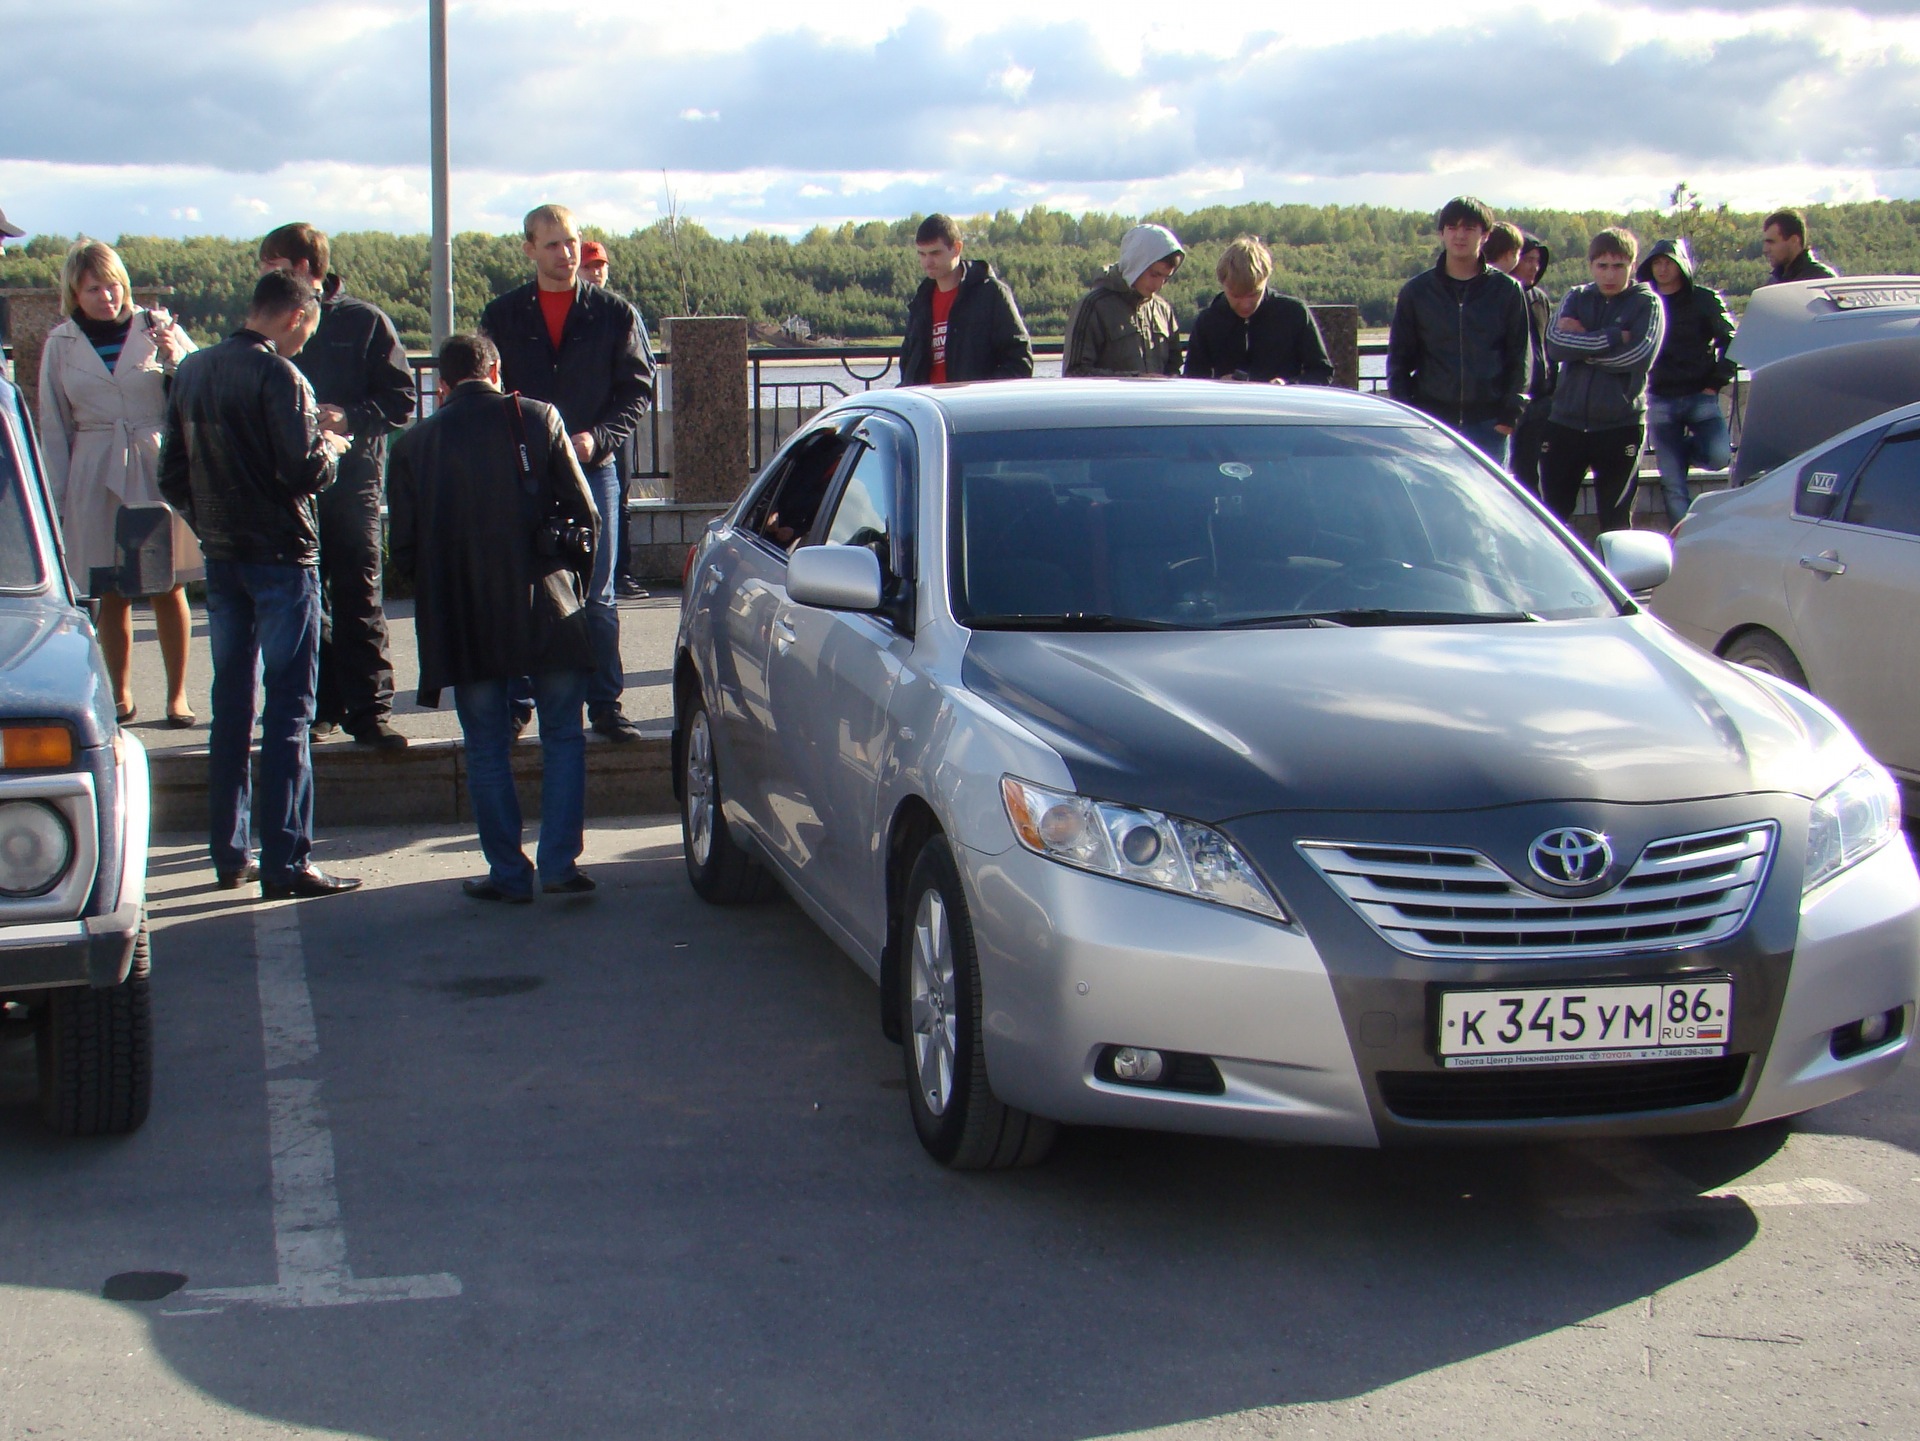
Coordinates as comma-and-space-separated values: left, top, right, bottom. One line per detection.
1599, 530, 1673, 593
788, 544, 883, 612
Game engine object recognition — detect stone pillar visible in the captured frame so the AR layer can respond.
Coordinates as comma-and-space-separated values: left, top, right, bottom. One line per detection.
2, 286, 173, 396
1310, 304, 1361, 390
664, 315, 749, 504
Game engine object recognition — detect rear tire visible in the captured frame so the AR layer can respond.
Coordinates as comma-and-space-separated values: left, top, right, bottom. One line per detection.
900, 836, 1057, 1169
36, 922, 152, 1137
1723, 629, 1809, 690
680, 696, 775, 904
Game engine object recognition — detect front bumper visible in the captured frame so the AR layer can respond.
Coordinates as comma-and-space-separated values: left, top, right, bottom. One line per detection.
954, 806, 1920, 1148
0, 898, 144, 993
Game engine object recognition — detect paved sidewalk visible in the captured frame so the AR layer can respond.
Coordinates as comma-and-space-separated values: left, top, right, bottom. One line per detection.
116, 588, 683, 751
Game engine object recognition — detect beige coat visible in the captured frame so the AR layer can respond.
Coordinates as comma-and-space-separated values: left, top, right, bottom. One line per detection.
37, 310, 203, 594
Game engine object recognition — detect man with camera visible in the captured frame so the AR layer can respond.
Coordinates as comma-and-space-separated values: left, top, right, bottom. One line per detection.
387, 334, 601, 902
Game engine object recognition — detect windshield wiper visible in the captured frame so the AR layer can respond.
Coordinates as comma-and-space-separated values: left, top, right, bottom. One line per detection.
1220, 609, 1539, 629
964, 612, 1188, 632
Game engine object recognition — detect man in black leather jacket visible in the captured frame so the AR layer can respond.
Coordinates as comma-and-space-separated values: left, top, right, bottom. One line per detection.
481, 204, 655, 742
1387, 196, 1532, 466
158, 270, 360, 900
260, 223, 417, 749
389, 334, 600, 902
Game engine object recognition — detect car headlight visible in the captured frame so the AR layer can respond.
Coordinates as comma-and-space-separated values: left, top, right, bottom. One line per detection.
1000, 776, 1286, 921
0, 800, 73, 898
1805, 762, 1902, 894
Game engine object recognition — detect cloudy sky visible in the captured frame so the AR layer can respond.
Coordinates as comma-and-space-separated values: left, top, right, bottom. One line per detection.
3, 0, 1918, 239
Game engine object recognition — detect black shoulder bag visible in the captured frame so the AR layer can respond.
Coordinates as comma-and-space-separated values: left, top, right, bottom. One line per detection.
505, 393, 596, 675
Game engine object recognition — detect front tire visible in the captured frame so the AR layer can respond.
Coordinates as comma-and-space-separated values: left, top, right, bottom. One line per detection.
680, 696, 774, 904
37, 922, 153, 1137
900, 836, 1056, 1169
1723, 629, 1809, 689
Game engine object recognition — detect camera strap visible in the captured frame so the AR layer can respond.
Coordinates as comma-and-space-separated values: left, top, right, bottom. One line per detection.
502, 391, 540, 500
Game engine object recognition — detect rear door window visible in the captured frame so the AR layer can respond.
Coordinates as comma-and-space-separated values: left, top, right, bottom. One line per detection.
1795, 428, 1884, 519
1841, 430, 1920, 538
740, 424, 856, 557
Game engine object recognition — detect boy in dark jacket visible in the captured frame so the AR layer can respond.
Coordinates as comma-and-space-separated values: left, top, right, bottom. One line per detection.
1386, 196, 1531, 465
1540, 228, 1666, 531
1638, 237, 1736, 521
899, 214, 1033, 385
1183, 235, 1332, 385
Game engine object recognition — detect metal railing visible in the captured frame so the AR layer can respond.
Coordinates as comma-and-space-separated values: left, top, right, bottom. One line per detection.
406, 354, 668, 479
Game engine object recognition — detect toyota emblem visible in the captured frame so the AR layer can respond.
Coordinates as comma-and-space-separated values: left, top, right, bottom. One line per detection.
1529, 828, 1613, 886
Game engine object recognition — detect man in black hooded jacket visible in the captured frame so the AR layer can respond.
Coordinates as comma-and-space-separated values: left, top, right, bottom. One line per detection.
899, 214, 1033, 385
1639, 237, 1736, 521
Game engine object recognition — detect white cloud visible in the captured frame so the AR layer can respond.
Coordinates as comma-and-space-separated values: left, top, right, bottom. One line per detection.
1, 2, 1917, 238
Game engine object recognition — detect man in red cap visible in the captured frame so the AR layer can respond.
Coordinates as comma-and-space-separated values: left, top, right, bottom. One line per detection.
579, 240, 610, 289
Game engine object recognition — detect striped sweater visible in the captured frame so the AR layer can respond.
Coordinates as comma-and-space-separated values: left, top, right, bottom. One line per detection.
1544, 281, 1665, 432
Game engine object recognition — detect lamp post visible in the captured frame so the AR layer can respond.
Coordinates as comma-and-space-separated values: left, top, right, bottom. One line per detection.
429, 0, 453, 350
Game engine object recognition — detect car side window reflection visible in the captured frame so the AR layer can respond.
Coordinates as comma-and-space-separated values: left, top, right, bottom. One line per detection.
1795, 429, 1883, 519
742, 429, 852, 555
1842, 431, 1920, 538
823, 432, 898, 578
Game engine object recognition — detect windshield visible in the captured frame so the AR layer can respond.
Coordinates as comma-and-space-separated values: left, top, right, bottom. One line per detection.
950, 423, 1619, 628
0, 391, 50, 592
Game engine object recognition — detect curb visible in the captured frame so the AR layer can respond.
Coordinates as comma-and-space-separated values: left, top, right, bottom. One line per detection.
148, 731, 676, 832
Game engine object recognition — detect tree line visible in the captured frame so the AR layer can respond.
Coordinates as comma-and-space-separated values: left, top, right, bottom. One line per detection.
5, 194, 1916, 350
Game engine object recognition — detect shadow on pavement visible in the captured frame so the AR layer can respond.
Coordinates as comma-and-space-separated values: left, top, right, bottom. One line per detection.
0, 826, 1845, 1440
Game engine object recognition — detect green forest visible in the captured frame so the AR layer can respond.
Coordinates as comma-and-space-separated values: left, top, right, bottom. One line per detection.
6, 192, 1917, 350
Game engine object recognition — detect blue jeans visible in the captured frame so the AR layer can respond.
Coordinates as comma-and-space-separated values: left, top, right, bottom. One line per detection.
1456, 418, 1512, 469
1647, 392, 1731, 522
204, 560, 321, 883
455, 670, 589, 896
513, 459, 623, 719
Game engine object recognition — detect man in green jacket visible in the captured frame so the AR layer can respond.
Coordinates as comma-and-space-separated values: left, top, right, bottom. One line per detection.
1062, 224, 1184, 376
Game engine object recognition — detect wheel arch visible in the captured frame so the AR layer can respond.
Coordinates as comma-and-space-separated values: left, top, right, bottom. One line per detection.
878, 794, 943, 1044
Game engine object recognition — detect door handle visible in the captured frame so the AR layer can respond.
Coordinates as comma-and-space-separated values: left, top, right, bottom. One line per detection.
773, 616, 797, 653
1799, 551, 1846, 576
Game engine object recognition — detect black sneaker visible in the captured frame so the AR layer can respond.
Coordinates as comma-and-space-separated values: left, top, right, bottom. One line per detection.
311, 720, 340, 740
589, 709, 642, 743
348, 720, 409, 750
616, 577, 650, 599
542, 872, 597, 895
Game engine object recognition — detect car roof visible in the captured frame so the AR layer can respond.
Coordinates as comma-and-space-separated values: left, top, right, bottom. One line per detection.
866, 378, 1427, 433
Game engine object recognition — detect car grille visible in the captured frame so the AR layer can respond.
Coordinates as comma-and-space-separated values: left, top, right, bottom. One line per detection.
1297, 823, 1776, 959
1377, 1056, 1750, 1122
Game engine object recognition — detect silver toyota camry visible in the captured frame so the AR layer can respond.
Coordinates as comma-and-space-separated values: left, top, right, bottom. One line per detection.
671, 379, 1920, 1169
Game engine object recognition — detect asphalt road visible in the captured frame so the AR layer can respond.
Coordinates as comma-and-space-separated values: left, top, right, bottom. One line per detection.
3, 819, 1918, 1440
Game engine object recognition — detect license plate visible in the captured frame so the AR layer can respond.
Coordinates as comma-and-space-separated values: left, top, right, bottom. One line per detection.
1436, 979, 1731, 1068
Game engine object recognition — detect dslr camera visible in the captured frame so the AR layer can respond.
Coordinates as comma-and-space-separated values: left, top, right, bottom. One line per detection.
536, 520, 595, 562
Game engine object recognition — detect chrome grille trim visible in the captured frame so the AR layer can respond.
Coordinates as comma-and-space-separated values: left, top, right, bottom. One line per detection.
1297, 823, 1776, 958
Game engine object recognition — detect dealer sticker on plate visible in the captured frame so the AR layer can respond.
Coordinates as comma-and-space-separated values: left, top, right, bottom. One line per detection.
1437, 980, 1731, 1068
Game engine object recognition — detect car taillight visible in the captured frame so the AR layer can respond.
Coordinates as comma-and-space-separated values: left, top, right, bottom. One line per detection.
681, 543, 698, 588
1, 725, 74, 769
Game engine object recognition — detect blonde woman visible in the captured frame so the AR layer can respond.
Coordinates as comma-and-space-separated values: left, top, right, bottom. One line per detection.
38, 239, 201, 725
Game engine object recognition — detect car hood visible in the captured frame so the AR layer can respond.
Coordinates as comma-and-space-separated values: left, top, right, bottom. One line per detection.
961, 617, 1830, 821
0, 597, 114, 748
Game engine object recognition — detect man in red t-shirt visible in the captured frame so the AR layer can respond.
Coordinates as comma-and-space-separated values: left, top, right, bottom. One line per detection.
899, 214, 1033, 387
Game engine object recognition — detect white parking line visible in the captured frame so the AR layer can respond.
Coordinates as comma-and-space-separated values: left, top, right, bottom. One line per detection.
170, 904, 460, 1313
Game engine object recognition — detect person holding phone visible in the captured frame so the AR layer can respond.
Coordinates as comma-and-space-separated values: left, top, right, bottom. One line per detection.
37, 238, 201, 725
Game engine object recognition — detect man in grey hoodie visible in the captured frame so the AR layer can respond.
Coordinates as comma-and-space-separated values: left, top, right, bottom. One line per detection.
1539, 228, 1666, 532
1062, 224, 1184, 376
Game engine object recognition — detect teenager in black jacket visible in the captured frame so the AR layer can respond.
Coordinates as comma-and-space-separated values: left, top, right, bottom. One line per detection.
1183, 236, 1333, 386
1638, 238, 1736, 521
899, 214, 1033, 385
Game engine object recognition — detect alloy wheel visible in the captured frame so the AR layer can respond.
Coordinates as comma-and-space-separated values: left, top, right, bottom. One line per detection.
909, 888, 958, 1117
685, 709, 716, 867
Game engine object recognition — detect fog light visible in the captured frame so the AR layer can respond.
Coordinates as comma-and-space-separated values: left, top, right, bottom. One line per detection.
1831, 1007, 1906, 1060
1110, 1047, 1164, 1083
